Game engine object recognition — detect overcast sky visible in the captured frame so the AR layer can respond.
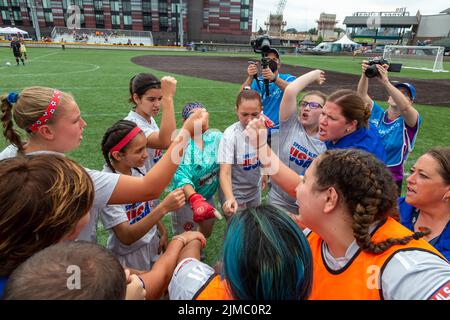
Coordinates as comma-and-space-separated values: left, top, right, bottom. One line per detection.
252, 0, 450, 32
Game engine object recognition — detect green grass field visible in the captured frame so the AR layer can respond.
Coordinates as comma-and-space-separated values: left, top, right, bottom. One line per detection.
1, 47, 449, 267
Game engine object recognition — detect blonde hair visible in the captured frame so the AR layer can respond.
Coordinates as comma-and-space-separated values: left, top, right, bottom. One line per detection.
1, 86, 75, 153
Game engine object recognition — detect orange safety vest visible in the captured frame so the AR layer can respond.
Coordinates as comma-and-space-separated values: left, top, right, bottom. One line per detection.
308, 217, 446, 300
194, 274, 233, 300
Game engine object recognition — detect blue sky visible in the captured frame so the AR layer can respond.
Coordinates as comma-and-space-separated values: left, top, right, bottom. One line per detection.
252, 0, 450, 32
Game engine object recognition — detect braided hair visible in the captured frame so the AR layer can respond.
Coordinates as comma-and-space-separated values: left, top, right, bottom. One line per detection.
101, 119, 144, 174
314, 149, 430, 254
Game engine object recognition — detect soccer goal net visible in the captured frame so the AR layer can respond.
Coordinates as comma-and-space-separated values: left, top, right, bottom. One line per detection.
383, 45, 447, 72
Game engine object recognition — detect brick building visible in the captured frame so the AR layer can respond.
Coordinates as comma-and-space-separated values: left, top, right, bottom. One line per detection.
0, 0, 253, 44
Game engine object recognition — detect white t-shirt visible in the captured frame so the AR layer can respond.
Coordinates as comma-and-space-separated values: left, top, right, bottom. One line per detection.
124, 110, 162, 173
0, 145, 120, 243
303, 228, 450, 300
100, 165, 159, 270
168, 258, 215, 300
269, 113, 326, 214
217, 121, 261, 203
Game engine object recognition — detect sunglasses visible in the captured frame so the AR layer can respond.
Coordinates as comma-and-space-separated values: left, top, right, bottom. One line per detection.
299, 100, 323, 109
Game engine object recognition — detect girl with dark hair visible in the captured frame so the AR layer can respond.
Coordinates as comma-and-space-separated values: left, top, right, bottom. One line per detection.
318, 89, 387, 163
168, 205, 313, 300
125, 73, 177, 172
244, 118, 450, 299
399, 147, 450, 260
0, 86, 208, 243
100, 119, 186, 271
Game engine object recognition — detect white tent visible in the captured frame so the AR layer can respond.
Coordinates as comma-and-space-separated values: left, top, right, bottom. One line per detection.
0, 26, 28, 34
333, 34, 359, 46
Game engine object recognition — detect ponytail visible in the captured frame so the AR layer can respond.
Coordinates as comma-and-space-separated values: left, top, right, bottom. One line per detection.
1, 93, 25, 153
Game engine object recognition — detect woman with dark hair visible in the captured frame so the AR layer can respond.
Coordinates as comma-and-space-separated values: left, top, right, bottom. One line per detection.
244, 118, 450, 300
168, 205, 313, 300
399, 147, 450, 260
318, 89, 386, 163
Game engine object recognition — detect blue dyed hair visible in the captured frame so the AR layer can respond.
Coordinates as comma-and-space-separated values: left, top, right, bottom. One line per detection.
221, 205, 313, 300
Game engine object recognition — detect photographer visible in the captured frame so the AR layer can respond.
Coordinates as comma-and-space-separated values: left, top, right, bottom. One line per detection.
241, 48, 296, 143
358, 60, 421, 194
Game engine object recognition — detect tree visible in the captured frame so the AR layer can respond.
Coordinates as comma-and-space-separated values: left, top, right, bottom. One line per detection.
316, 35, 323, 45
308, 28, 317, 35
257, 27, 265, 35
286, 28, 298, 34
334, 28, 345, 38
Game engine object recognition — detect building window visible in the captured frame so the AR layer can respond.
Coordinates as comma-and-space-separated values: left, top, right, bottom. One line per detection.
94, 0, 103, 11
241, 0, 249, 5
95, 13, 104, 28
143, 13, 152, 30
123, 15, 132, 25
158, 0, 168, 13
110, 1, 120, 12
240, 21, 248, 30
1, 10, 10, 22
44, 11, 54, 26
122, 1, 131, 13
142, 0, 151, 11
111, 14, 120, 26
74, 0, 83, 9
42, 0, 51, 9
240, 8, 249, 18
11, 0, 20, 7
159, 15, 168, 31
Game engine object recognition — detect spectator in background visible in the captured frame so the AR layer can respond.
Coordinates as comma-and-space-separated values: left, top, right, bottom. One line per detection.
358, 61, 421, 194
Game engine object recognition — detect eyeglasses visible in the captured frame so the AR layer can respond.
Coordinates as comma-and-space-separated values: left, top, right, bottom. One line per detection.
299, 100, 323, 109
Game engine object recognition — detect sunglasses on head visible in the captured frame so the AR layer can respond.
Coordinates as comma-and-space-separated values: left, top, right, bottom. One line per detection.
299, 100, 323, 109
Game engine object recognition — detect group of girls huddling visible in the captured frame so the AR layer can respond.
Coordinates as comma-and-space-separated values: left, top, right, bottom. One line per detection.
0, 61, 449, 300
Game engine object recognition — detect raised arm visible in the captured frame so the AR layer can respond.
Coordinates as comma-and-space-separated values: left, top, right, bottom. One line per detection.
146, 76, 177, 149
108, 108, 208, 204
279, 70, 325, 122
376, 65, 419, 127
244, 118, 301, 198
240, 62, 258, 92
357, 61, 374, 109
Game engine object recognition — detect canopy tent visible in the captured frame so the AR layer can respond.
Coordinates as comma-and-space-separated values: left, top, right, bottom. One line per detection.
333, 34, 359, 46
0, 26, 28, 34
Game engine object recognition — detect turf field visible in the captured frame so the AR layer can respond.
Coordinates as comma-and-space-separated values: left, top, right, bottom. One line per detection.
1, 47, 449, 266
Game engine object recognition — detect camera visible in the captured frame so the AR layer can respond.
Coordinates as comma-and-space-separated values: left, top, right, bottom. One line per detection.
365, 58, 389, 78
250, 35, 271, 54
250, 35, 274, 96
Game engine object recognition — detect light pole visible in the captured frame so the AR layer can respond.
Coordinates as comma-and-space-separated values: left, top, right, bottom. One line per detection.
179, 0, 184, 47
27, 0, 41, 40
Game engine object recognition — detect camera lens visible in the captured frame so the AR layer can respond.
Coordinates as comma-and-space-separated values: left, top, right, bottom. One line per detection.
365, 65, 378, 78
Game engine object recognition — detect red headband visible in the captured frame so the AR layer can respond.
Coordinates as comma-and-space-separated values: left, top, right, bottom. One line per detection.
110, 127, 142, 154
28, 90, 62, 133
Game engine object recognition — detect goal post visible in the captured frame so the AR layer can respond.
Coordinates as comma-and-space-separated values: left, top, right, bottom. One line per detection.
383, 45, 447, 72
